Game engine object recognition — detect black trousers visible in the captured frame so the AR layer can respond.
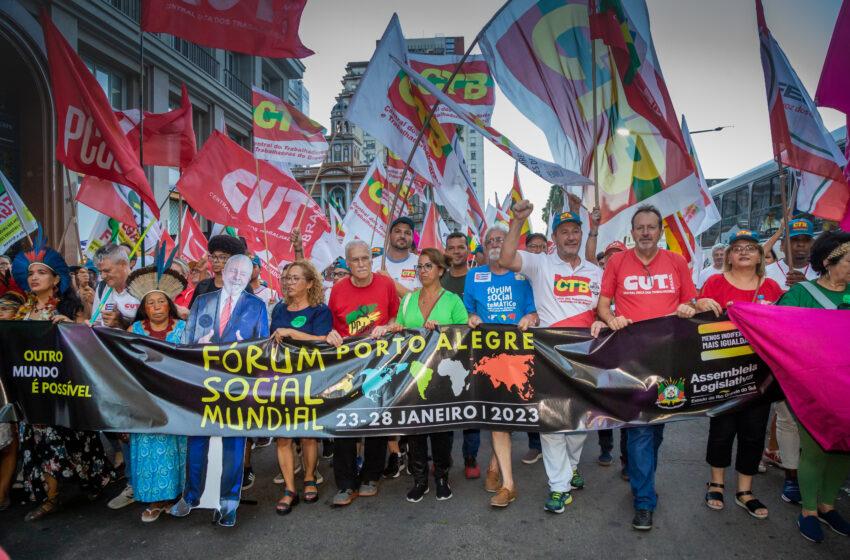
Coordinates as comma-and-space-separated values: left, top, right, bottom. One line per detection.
333, 437, 387, 491
409, 431, 452, 485
598, 429, 629, 463
706, 401, 771, 476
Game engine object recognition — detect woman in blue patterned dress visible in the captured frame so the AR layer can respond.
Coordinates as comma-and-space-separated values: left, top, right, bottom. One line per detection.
125, 263, 188, 522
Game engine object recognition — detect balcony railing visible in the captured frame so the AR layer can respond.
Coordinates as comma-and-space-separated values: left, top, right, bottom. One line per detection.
104, 0, 140, 22
169, 37, 220, 79
223, 69, 251, 102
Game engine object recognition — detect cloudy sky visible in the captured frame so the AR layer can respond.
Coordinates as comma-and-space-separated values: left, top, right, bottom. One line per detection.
298, 0, 844, 231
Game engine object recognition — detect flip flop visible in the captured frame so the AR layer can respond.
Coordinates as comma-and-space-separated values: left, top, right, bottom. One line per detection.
141, 506, 165, 523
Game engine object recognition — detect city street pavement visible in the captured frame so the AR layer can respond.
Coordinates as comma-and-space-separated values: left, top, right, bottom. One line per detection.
1, 419, 848, 559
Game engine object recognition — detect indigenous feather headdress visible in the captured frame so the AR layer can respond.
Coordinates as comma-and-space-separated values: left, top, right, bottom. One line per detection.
126, 242, 187, 301
11, 228, 71, 294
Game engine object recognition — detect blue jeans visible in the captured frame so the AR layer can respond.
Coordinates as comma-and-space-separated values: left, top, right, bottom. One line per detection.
626, 425, 664, 511
462, 429, 480, 459
527, 431, 541, 451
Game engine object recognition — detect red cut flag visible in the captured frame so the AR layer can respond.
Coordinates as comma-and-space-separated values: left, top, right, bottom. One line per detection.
179, 207, 208, 262
117, 84, 196, 169
252, 86, 327, 166
419, 203, 444, 252
141, 0, 313, 59
177, 130, 331, 266
41, 11, 158, 217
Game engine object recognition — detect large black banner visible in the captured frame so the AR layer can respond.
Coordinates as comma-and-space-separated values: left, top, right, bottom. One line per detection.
0, 314, 777, 436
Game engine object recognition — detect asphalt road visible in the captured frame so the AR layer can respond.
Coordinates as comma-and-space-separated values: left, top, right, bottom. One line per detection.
1, 419, 848, 559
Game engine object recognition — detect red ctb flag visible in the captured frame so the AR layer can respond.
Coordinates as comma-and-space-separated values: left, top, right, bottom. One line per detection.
757, 0, 849, 222
141, 0, 313, 59
117, 84, 196, 169
177, 131, 331, 265
252, 86, 327, 166
179, 207, 208, 263
41, 11, 158, 218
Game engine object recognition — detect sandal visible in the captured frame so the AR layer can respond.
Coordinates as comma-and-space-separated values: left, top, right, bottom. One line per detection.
141, 506, 165, 523
24, 496, 60, 522
705, 482, 725, 511
275, 489, 300, 516
303, 480, 319, 504
735, 491, 768, 520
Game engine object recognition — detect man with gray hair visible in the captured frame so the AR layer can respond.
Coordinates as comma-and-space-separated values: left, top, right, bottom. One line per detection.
326, 239, 400, 506
463, 223, 538, 506
697, 243, 726, 289
171, 254, 269, 527
90, 243, 139, 330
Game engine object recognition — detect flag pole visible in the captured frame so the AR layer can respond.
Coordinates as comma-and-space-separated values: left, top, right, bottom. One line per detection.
57, 167, 83, 263
379, 35, 482, 269
137, 26, 147, 267
776, 159, 794, 267
292, 126, 339, 232
590, 0, 600, 210
253, 156, 278, 275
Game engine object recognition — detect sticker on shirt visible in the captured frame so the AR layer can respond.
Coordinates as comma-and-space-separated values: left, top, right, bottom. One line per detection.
514, 273, 527, 281
474, 271, 491, 282
623, 274, 676, 295
552, 275, 598, 303
400, 269, 416, 280
291, 315, 307, 328
346, 304, 381, 335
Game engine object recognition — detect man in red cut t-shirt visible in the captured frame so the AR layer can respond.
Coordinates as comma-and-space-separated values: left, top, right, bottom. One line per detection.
327, 239, 400, 508
593, 205, 715, 532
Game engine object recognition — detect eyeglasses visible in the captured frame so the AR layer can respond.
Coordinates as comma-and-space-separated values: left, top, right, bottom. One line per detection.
348, 256, 370, 265
731, 244, 759, 254
415, 262, 436, 272
209, 253, 230, 263
283, 275, 304, 283
332, 271, 350, 279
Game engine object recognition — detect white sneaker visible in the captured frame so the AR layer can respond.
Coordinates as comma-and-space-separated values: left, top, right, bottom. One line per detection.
107, 485, 135, 509
273, 473, 285, 485
314, 469, 324, 485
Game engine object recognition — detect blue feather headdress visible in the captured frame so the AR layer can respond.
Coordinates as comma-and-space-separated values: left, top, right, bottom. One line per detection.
11, 227, 71, 294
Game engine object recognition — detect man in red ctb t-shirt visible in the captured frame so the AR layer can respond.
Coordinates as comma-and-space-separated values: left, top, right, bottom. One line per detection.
326, 240, 400, 507
594, 205, 715, 532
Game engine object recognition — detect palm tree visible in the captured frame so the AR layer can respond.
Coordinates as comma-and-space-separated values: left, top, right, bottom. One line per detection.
541, 185, 565, 233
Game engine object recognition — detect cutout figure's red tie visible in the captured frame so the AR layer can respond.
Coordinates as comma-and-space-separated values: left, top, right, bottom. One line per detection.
219, 296, 232, 336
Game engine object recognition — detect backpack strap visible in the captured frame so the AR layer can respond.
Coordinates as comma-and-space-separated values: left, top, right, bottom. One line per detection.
799, 280, 838, 310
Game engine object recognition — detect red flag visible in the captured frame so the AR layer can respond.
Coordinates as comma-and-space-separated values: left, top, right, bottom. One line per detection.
40, 11, 158, 218
117, 84, 196, 169
76, 176, 138, 225
141, 0, 313, 59
815, 0, 850, 115
663, 212, 696, 265
419, 203, 444, 252
179, 207, 208, 262
501, 163, 530, 246
177, 130, 330, 263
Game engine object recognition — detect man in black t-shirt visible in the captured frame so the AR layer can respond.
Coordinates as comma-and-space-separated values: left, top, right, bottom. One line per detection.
441, 232, 469, 297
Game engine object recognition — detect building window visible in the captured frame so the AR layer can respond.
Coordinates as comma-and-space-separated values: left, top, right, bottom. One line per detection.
470, 151, 476, 160
329, 185, 347, 213
83, 58, 126, 109
333, 144, 341, 162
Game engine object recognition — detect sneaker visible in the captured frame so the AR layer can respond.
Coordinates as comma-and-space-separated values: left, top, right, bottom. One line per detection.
358, 481, 378, 497
464, 456, 480, 480
107, 485, 134, 509
332, 489, 357, 507
406, 483, 429, 503
570, 469, 585, 490
242, 467, 255, 490
322, 441, 334, 459
819, 509, 850, 536
598, 450, 613, 466
544, 491, 573, 514
798, 514, 824, 543
383, 453, 403, 479
435, 478, 453, 501
490, 487, 517, 508
294, 459, 303, 476
314, 469, 324, 485
521, 449, 542, 464
632, 509, 653, 531
781, 479, 801, 504
252, 437, 272, 449
273, 473, 285, 485
485, 469, 501, 493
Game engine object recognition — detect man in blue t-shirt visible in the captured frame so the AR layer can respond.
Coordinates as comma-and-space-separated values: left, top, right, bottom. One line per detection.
462, 224, 538, 509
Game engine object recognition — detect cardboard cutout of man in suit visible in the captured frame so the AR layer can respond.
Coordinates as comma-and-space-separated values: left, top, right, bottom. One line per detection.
170, 254, 269, 527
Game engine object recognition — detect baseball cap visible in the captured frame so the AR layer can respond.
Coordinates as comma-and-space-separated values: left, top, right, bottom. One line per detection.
551, 210, 582, 232
604, 241, 627, 256
728, 229, 760, 244
788, 218, 814, 238
389, 216, 415, 232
